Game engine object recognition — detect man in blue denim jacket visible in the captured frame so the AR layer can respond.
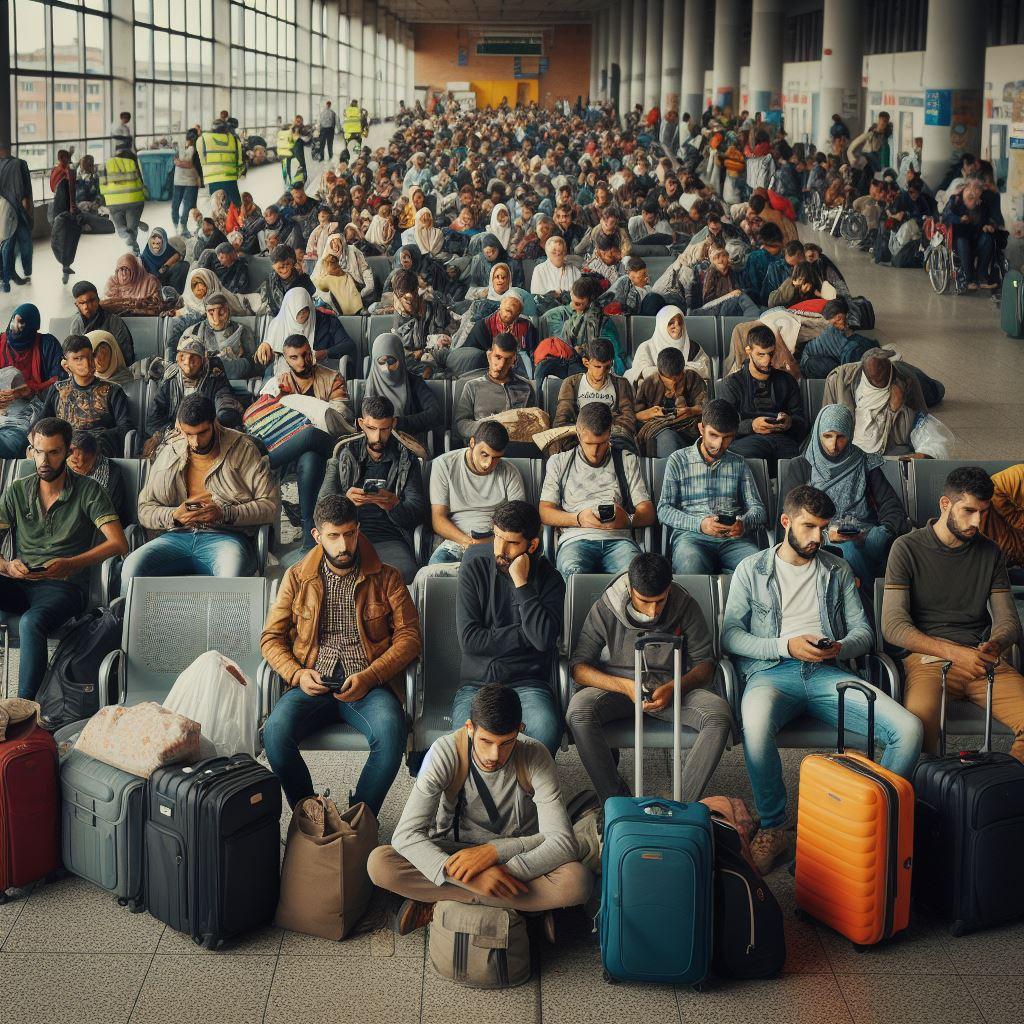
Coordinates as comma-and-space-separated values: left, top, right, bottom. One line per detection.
722, 484, 923, 874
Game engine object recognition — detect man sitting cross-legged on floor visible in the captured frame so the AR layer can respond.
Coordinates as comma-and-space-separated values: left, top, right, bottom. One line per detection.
368, 683, 592, 937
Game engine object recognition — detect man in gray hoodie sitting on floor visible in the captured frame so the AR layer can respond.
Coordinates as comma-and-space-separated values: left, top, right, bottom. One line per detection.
368, 684, 592, 939
565, 552, 734, 805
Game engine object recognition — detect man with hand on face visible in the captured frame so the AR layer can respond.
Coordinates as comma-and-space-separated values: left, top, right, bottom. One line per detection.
723, 484, 923, 874
261, 494, 420, 814
0, 417, 128, 698
884, 467, 1024, 761
368, 684, 591, 939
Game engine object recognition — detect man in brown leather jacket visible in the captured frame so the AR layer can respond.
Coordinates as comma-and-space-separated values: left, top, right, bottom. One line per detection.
261, 494, 421, 814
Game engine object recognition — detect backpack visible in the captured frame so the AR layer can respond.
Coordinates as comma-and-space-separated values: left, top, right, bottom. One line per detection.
35, 602, 126, 732
428, 901, 533, 989
846, 295, 875, 331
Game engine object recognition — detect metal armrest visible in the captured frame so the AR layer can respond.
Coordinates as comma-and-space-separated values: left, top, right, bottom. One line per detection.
256, 524, 269, 573
718, 655, 741, 719
123, 430, 137, 458
256, 659, 285, 728
542, 524, 556, 562
99, 555, 118, 605
125, 524, 144, 552
559, 659, 573, 718
416, 523, 433, 566
412, 524, 425, 569
405, 661, 418, 726
869, 651, 902, 704
98, 648, 125, 707
443, 428, 451, 453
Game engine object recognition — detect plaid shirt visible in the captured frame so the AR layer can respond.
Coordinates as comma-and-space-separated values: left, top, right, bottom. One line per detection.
656, 440, 766, 534
314, 562, 368, 680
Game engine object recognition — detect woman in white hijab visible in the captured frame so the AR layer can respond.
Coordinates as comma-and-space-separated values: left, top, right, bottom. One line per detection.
263, 287, 317, 374
175, 266, 252, 318
401, 207, 444, 255
313, 232, 374, 303
489, 203, 513, 250
529, 235, 581, 299
626, 305, 712, 384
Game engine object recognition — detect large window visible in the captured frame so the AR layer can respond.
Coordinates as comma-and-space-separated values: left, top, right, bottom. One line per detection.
783, 10, 823, 64
338, 1, 353, 105
10, 0, 113, 176
310, 0, 327, 105
229, 0, 298, 134
863, 0, 928, 55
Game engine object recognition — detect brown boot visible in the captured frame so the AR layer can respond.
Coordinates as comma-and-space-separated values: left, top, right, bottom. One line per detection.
396, 898, 434, 935
750, 827, 790, 876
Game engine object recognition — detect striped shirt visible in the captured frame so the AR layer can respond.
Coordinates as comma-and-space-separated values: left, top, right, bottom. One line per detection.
314, 561, 368, 680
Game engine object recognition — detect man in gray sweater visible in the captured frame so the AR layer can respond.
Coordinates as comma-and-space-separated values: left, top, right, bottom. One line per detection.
368, 684, 592, 936
566, 552, 734, 804
453, 334, 535, 444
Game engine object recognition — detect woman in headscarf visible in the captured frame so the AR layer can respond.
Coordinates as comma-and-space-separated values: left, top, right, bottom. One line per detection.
488, 203, 513, 250
140, 228, 188, 292
238, 192, 262, 226
304, 206, 340, 261
626, 305, 712, 384
467, 232, 523, 292
313, 252, 365, 315
100, 253, 170, 316
0, 306, 64, 398
365, 332, 442, 443
263, 286, 357, 374
529, 235, 582, 305
318, 232, 374, 304
402, 207, 444, 256
88, 330, 133, 386
365, 202, 396, 253
209, 188, 231, 233
794, 403, 908, 588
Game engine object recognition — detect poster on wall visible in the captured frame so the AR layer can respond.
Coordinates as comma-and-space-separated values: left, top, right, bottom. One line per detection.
949, 90, 982, 156
925, 89, 952, 126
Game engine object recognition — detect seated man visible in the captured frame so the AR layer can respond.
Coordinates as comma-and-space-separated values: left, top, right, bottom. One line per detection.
32, 335, 132, 457
553, 338, 636, 445
69, 280, 136, 365
600, 255, 668, 316
942, 180, 998, 290
566, 552, 733, 804
634, 346, 707, 457
717, 323, 806, 464
982, 464, 1024, 572
723, 484, 923, 874
0, 417, 128, 698
883, 467, 1024, 761
740, 223, 786, 307
574, 206, 632, 257
428, 420, 526, 565
582, 232, 625, 285
259, 243, 315, 317
454, 500, 565, 756
125, 394, 277, 586
657, 398, 766, 574
368, 684, 591, 934
798, 298, 875, 380
690, 241, 763, 318
146, 337, 243, 439
453, 334, 536, 447
261, 494, 420, 813
0, 368, 35, 459
318, 394, 426, 584
198, 241, 251, 294
540, 403, 654, 578
464, 294, 538, 364
182, 291, 271, 380
762, 239, 807, 300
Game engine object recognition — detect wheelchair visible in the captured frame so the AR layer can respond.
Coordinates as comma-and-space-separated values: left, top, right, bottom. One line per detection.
923, 217, 966, 295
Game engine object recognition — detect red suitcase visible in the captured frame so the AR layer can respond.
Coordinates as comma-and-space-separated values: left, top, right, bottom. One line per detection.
1, 718, 61, 901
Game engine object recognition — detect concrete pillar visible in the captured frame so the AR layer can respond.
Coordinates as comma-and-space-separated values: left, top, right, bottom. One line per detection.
820, 0, 862, 150
712, 0, 741, 113
602, 7, 614, 100
643, 0, 663, 111
920, 5, 985, 184
590, 16, 601, 101
661, 0, 683, 114
681, 0, 707, 121
349, 0, 364, 110
618, 0, 633, 115
748, 0, 783, 115
631, 0, 646, 116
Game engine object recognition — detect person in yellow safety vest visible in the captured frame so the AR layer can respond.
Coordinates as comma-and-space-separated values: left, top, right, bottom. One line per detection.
98, 142, 148, 255
343, 101, 363, 143
277, 123, 297, 187
197, 119, 244, 207
279, 117, 311, 188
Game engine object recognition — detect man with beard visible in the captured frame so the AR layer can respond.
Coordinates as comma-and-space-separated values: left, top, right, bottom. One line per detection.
68, 281, 136, 365
0, 417, 127, 698
452, 500, 565, 757
124, 393, 277, 587
259, 243, 315, 317
261, 494, 420, 814
197, 241, 251, 294
723, 484, 922, 874
884, 467, 1024, 761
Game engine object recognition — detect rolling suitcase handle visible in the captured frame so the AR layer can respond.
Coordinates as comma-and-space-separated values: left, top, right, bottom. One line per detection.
835, 681, 876, 759
633, 632, 686, 802
937, 660, 996, 756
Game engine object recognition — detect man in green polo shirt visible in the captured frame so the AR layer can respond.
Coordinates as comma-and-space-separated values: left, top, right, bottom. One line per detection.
0, 417, 128, 698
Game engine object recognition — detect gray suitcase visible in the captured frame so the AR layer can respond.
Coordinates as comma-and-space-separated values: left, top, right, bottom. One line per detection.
60, 749, 145, 910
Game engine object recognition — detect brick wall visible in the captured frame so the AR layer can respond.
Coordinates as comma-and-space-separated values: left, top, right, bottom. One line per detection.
411, 24, 592, 110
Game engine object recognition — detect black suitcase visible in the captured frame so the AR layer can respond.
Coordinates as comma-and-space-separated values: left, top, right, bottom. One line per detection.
146, 754, 282, 948
50, 211, 83, 270
912, 661, 1024, 936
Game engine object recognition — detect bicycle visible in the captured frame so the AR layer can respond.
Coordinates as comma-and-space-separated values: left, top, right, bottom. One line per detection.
922, 217, 965, 295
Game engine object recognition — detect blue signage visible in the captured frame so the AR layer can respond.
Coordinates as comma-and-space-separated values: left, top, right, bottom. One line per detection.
925, 89, 952, 127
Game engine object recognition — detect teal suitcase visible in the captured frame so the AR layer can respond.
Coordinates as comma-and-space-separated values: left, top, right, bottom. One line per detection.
1001, 270, 1023, 338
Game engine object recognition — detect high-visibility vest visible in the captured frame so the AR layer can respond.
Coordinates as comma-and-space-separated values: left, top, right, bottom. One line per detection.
277, 128, 295, 159
98, 157, 145, 207
198, 131, 242, 185
343, 106, 362, 137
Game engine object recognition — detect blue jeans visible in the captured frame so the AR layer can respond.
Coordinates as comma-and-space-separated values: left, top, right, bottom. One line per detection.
263, 684, 407, 814
652, 429, 686, 457
689, 293, 762, 317
170, 184, 199, 231
451, 682, 562, 756
0, 578, 85, 699
954, 228, 994, 285
1, 216, 33, 284
834, 525, 892, 591
268, 426, 333, 550
670, 530, 759, 575
555, 538, 639, 577
120, 530, 256, 592
0, 425, 28, 459
428, 540, 465, 565
741, 660, 923, 829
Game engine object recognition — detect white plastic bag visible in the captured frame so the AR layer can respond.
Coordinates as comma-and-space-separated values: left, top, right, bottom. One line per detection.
162, 650, 258, 757
910, 412, 955, 460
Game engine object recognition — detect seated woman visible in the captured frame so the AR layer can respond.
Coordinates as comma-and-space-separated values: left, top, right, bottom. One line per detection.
182, 291, 269, 380
365, 333, 442, 445
488, 203, 513, 251
101, 254, 173, 317
165, 266, 254, 355
303, 206, 340, 263
529, 234, 582, 308
263, 287, 357, 375
626, 304, 712, 384
799, 298, 876, 379
401, 207, 444, 257
458, 261, 514, 329
88, 330, 133, 386
141, 228, 188, 293
0, 305, 64, 399
465, 232, 524, 297
364, 202, 397, 255
794, 403, 909, 589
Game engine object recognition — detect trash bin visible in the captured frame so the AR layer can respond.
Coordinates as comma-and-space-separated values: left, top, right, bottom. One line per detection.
138, 149, 176, 201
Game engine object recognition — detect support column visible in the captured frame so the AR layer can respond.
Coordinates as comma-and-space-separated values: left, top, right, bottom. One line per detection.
712, 0, 741, 113
406, 27, 415, 108
920, 5, 985, 184
643, 0, 663, 111
602, 7, 615, 101
748, 0, 783, 116
820, 0, 862, 150
618, 0, 633, 115
631, 0, 646, 116
661, 0, 683, 114
349, 0, 364, 112
590, 16, 601, 101
681, 0, 707, 122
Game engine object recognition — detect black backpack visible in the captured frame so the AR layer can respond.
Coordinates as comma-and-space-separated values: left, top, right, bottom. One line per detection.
846, 295, 875, 331
35, 601, 125, 732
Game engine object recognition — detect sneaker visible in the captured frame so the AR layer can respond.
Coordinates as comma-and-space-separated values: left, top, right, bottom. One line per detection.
750, 827, 790, 876
396, 898, 434, 935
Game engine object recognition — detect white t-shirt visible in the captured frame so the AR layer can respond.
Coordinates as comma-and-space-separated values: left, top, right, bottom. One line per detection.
429, 449, 526, 535
576, 377, 616, 409
774, 554, 824, 648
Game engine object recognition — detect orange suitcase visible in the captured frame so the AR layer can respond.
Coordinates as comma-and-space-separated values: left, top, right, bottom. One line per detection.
795, 681, 913, 947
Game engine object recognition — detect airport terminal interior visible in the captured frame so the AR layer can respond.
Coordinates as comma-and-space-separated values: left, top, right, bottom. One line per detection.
1, 1, 1024, 1022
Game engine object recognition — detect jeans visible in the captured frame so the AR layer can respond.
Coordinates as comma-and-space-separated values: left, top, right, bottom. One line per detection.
534, 356, 584, 396
120, 530, 256, 592
109, 202, 145, 252
268, 426, 334, 549
555, 538, 640, 577
728, 432, 802, 470
670, 530, 759, 575
451, 682, 562, 756
428, 539, 465, 565
834, 525, 892, 591
170, 184, 199, 231
369, 535, 418, 584
263, 684, 407, 813
0, 577, 85, 699
954, 228, 994, 285
0, 425, 29, 459
741, 660, 923, 828
689, 293, 762, 318
652, 429, 686, 457
1, 216, 33, 284
211, 181, 242, 208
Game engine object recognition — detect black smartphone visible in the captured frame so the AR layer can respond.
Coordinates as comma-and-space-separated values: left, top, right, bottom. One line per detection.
26, 564, 48, 573
716, 513, 737, 526
470, 530, 493, 540
362, 479, 386, 494
598, 504, 615, 522
321, 679, 345, 693
812, 637, 834, 650
836, 526, 860, 536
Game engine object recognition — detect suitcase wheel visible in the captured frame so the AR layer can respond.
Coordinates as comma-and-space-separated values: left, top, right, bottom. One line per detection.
693, 980, 711, 993
199, 934, 220, 951
851, 942, 869, 954
602, 969, 619, 985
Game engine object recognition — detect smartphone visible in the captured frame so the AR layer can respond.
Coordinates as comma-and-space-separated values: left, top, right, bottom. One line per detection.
812, 637, 834, 650
836, 526, 860, 537
362, 479, 386, 494
185, 501, 204, 510
716, 513, 737, 526
26, 564, 48, 573
598, 504, 615, 523
321, 679, 345, 693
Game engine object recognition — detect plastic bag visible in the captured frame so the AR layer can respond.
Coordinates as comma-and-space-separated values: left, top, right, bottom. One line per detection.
910, 412, 955, 460
162, 650, 258, 757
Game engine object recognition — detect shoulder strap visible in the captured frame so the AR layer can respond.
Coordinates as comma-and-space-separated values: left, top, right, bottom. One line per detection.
513, 743, 534, 798
611, 445, 635, 515
443, 726, 471, 807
